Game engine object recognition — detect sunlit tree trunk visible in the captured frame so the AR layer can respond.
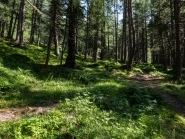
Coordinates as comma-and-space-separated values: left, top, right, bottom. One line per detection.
84, 0, 90, 60
121, 0, 127, 64
93, 23, 99, 62
54, 31, 60, 56
127, 0, 136, 71
11, 13, 18, 39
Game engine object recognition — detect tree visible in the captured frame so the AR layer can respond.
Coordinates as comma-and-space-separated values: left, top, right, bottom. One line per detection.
121, 0, 127, 64
65, 0, 81, 68
30, 0, 38, 44
127, 0, 136, 71
15, 0, 26, 47
45, 0, 63, 68
84, 0, 90, 60
173, 0, 182, 80
7, 0, 16, 39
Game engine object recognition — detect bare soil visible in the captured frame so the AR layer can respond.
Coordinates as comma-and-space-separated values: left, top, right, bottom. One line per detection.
0, 104, 57, 123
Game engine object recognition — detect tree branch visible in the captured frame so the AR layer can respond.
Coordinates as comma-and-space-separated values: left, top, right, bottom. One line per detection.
26, 0, 46, 16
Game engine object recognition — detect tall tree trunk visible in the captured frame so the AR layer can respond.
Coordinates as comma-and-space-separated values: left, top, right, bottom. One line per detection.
65, 0, 78, 68
127, 0, 132, 60
107, 24, 110, 52
11, 13, 18, 39
174, 0, 182, 80
60, 18, 67, 68
0, 21, 5, 37
54, 31, 60, 56
170, 0, 175, 71
142, 28, 145, 62
93, 26, 98, 62
145, 17, 148, 63
84, 0, 90, 60
8, 0, 16, 39
19, 0, 26, 47
37, 14, 41, 46
30, 0, 39, 44
100, 1, 106, 60
0, 22, 1, 37
127, 0, 136, 71
161, 33, 168, 71
45, 29, 53, 68
183, 24, 185, 68
121, 0, 127, 64
16, 0, 26, 47
45, 0, 57, 67
37, 0, 43, 46
114, 0, 118, 62
53, 0, 59, 56
75, 24, 78, 54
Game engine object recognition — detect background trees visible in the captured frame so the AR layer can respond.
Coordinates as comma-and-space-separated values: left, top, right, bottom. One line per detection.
0, 0, 184, 81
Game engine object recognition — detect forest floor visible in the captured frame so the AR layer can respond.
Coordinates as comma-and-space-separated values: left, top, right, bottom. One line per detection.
124, 73, 185, 116
0, 73, 185, 123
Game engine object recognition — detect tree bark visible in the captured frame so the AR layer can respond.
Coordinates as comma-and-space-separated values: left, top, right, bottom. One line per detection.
84, 0, 90, 60
8, 0, 16, 39
65, 0, 78, 68
0, 21, 5, 37
127, 0, 136, 71
142, 28, 145, 62
60, 18, 67, 68
45, 0, 57, 67
173, 0, 182, 81
145, 17, 148, 63
54, 31, 60, 56
93, 24, 99, 62
36, 0, 43, 46
11, 13, 18, 39
15, 0, 25, 47
121, 0, 127, 64
45, 29, 53, 68
30, 0, 39, 44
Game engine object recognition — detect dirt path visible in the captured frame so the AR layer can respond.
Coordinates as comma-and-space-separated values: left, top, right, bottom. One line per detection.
125, 73, 185, 116
125, 73, 165, 88
0, 104, 57, 123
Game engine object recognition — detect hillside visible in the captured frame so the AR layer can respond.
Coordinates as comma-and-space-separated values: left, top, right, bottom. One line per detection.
0, 39, 185, 138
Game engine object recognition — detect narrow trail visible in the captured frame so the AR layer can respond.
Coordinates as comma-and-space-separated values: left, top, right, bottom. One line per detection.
125, 73, 185, 116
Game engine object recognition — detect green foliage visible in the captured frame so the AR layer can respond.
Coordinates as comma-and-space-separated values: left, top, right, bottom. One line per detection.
93, 83, 163, 118
1, 93, 185, 138
1, 39, 185, 138
135, 63, 157, 72
161, 83, 185, 102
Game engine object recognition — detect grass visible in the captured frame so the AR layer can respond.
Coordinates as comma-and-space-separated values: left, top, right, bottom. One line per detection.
0, 38, 185, 138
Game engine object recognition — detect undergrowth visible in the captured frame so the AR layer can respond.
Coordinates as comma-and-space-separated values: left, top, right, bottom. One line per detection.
0, 39, 185, 138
